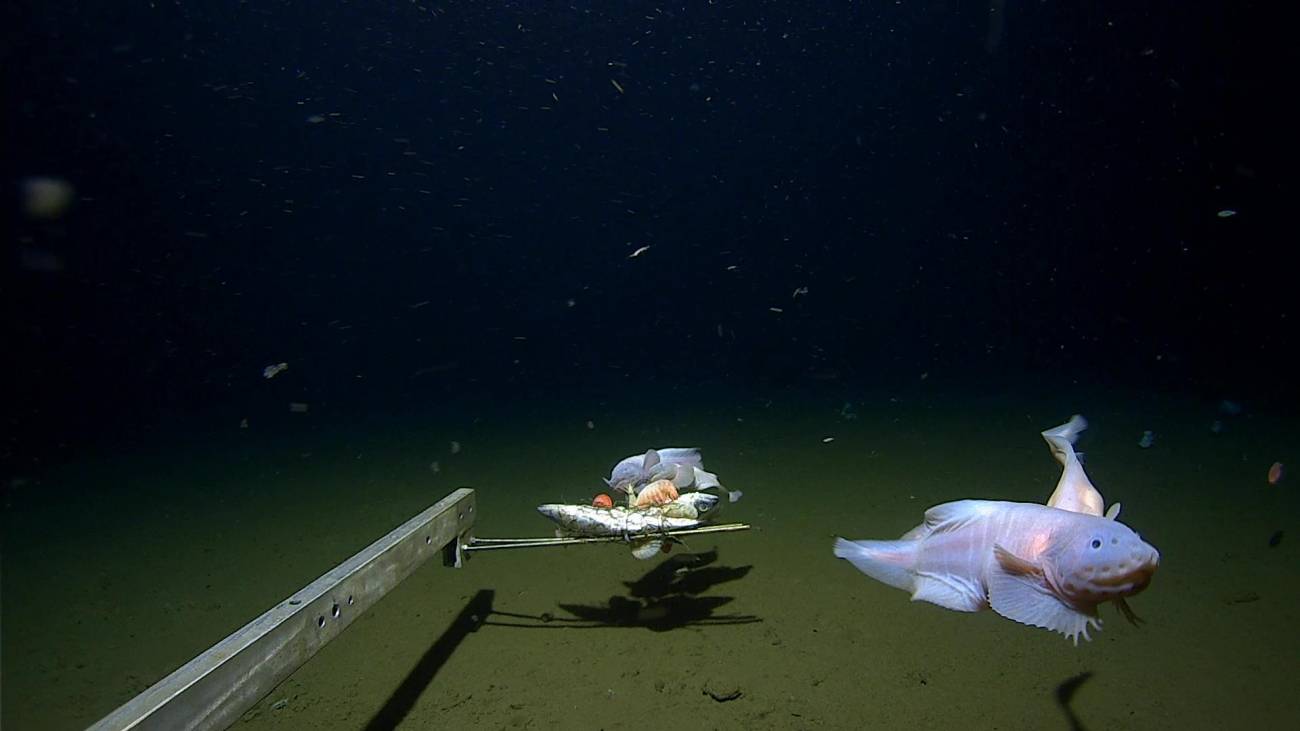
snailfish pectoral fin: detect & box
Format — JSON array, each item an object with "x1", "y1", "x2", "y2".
[
  {"x1": 993, "y1": 543, "x2": 1043, "y2": 576},
  {"x1": 990, "y1": 544, "x2": 1101, "y2": 644},
  {"x1": 1104, "y1": 502, "x2": 1122, "y2": 520},
  {"x1": 670, "y1": 463, "x2": 695, "y2": 489},
  {"x1": 691, "y1": 466, "x2": 722, "y2": 490}
]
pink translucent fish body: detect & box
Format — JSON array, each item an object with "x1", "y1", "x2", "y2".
[{"x1": 835, "y1": 500, "x2": 1159, "y2": 643}]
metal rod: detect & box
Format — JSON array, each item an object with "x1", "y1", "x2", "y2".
[{"x1": 462, "y1": 522, "x2": 751, "y2": 552}]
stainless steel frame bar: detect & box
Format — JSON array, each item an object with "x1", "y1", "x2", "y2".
[{"x1": 87, "y1": 488, "x2": 477, "y2": 731}]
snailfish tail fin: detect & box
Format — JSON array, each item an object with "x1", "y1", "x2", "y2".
[
  {"x1": 1042, "y1": 414, "x2": 1106, "y2": 517},
  {"x1": 833, "y1": 537, "x2": 916, "y2": 592},
  {"x1": 1041, "y1": 414, "x2": 1088, "y2": 467}
]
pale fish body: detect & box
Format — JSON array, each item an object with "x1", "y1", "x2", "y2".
[
  {"x1": 606, "y1": 447, "x2": 702, "y2": 490},
  {"x1": 834, "y1": 500, "x2": 1159, "y2": 643},
  {"x1": 605, "y1": 447, "x2": 742, "y2": 504}
]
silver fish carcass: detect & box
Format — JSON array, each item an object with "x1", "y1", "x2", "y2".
[
  {"x1": 536, "y1": 447, "x2": 741, "y2": 559},
  {"x1": 539, "y1": 490, "x2": 724, "y2": 559}
]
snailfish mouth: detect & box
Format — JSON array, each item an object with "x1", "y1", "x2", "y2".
[
  {"x1": 1082, "y1": 552, "x2": 1158, "y2": 597},
  {"x1": 1123, "y1": 558, "x2": 1159, "y2": 594},
  {"x1": 1127, "y1": 569, "x2": 1154, "y2": 594}
]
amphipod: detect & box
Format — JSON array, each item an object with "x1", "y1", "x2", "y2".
[{"x1": 635, "y1": 479, "x2": 680, "y2": 508}]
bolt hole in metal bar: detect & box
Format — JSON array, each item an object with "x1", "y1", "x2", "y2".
[{"x1": 87, "y1": 488, "x2": 477, "y2": 731}]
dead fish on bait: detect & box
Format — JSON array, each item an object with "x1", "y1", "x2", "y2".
[{"x1": 538, "y1": 492, "x2": 723, "y2": 559}]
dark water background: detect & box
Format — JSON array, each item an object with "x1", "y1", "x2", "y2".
[{"x1": 4, "y1": 2, "x2": 1297, "y2": 729}]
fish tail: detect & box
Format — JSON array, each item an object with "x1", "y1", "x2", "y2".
[
  {"x1": 833, "y1": 537, "x2": 916, "y2": 592},
  {"x1": 1041, "y1": 414, "x2": 1088, "y2": 467}
]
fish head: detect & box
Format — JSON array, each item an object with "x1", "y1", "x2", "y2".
[
  {"x1": 663, "y1": 491, "x2": 721, "y2": 520},
  {"x1": 1049, "y1": 517, "x2": 1160, "y2": 605}
]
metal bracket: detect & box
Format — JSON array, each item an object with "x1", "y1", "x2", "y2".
[{"x1": 87, "y1": 487, "x2": 477, "y2": 731}]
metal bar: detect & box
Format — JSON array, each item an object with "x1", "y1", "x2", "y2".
[
  {"x1": 462, "y1": 522, "x2": 751, "y2": 552},
  {"x1": 87, "y1": 488, "x2": 477, "y2": 731}
]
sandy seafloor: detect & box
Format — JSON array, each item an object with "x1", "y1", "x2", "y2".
[{"x1": 3, "y1": 384, "x2": 1298, "y2": 730}]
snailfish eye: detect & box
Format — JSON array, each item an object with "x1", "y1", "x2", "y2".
[{"x1": 1090, "y1": 538, "x2": 1102, "y2": 549}]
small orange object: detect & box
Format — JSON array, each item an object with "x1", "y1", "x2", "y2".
[
  {"x1": 1268, "y1": 462, "x2": 1284, "y2": 485},
  {"x1": 592, "y1": 493, "x2": 614, "y2": 508}
]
